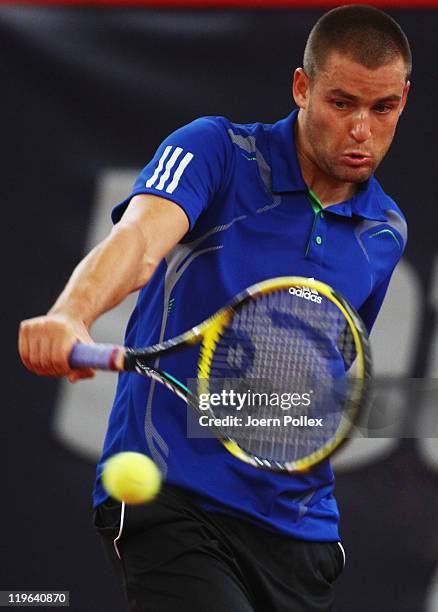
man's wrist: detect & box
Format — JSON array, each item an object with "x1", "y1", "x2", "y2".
[{"x1": 48, "y1": 299, "x2": 93, "y2": 330}]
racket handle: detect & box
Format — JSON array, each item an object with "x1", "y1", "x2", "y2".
[{"x1": 69, "y1": 342, "x2": 124, "y2": 371}]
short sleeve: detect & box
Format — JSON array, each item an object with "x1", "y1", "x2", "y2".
[
  {"x1": 112, "y1": 117, "x2": 232, "y2": 230},
  {"x1": 358, "y1": 272, "x2": 393, "y2": 335},
  {"x1": 357, "y1": 204, "x2": 407, "y2": 335}
]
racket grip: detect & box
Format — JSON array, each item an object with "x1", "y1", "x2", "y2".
[{"x1": 69, "y1": 343, "x2": 123, "y2": 371}]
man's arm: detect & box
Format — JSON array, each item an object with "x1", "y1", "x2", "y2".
[{"x1": 18, "y1": 194, "x2": 189, "y2": 382}]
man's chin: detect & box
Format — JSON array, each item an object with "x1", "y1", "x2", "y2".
[{"x1": 332, "y1": 166, "x2": 374, "y2": 184}]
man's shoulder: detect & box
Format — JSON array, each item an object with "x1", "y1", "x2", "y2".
[
  {"x1": 181, "y1": 115, "x2": 270, "y2": 148},
  {"x1": 371, "y1": 177, "x2": 407, "y2": 222},
  {"x1": 370, "y1": 177, "x2": 408, "y2": 251}
]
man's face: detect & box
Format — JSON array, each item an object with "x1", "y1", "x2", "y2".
[{"x1": 293, "y1": 51, "x2": 410, "y2": 184}]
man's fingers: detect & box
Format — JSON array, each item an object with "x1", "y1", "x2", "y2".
[
  {"x1": 39, "y1": 329, "x2": 59, "y2": 376},
  {"x1": 27, "y1": 331, "x2": 44, "y2": 375},
  {"x1": 68, "y1": 369, "x2": 96, "y2": 383},
  {"x1": 51, "y1": 337, "x2": 76, "y2": 376},
  {"x1": 18, "y1": 315, "x2": 95, "y2": 380},
  {"x1": 18, "y1": 321, "x2": 31, "y2": 371}
]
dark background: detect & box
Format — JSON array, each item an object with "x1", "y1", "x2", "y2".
[{"x1": 4, "y1": 5, "x2": 438, "y2": 611}]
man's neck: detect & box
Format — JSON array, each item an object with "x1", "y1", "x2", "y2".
[{"x1": 294, "y1": 120, "x2": 357, "y2": 207}]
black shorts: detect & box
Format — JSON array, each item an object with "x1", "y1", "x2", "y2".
[{"x1": 94, "y1": 485, "x2": 344, "y2": 612}]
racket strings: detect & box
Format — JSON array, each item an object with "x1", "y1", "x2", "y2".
[{"x1": 207, "y1": 288, "x2": 358, "y2": 464}]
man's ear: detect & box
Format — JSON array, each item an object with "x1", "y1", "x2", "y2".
[
  {"x1": 399, "y1": 80, "x2": 410, "y2": 116},
  {"x1": 293, "y1": 68, "x2": 310, "y2": 109}
]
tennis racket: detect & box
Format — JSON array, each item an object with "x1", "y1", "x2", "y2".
[{"x1": 69, "y1": 277, "x2": 372, "y2": 472}]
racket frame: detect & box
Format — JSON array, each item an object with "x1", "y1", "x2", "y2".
[{"x1": 122, "y1": 276, "x2": 372, "y2": 472}]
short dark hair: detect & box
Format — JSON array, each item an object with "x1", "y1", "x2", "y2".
[{"x1": 303, "y1": 4, "x2": 412, "y2": 82}]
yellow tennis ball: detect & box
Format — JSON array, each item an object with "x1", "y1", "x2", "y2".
[{"x1": 102, "y1": 452, "x2": 162, "y2": 505}]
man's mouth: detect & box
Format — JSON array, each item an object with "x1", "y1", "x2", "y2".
[{"x1": 341, "y1": 152, "x2": 372, "y2": 167}]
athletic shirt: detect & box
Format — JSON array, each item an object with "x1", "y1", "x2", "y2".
[{"x1": 93, "y1": 110, "x2": 407, "y2": 541}]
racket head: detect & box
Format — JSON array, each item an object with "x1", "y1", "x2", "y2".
[{"x1": 195, "y1": 276, "x2": 372, "y2": 472}]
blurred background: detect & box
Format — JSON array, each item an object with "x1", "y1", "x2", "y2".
[{"x1": 4, "y1": 1, "x2": 438, "y2": 610}]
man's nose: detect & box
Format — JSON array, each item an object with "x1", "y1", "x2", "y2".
[{"x1": 350, "y1": 112, "x2": 371, "y2": 143}]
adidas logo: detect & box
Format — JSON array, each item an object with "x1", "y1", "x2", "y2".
[
  {"x1": 146, "y1": 145, "x2": 194, "y2": 195},
  {"x1": 288, "y1": 279, "x2": 322, "y2": 304}
]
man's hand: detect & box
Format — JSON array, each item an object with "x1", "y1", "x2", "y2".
[{"x1": 18, "y1": 313, "x2": 95, "y2": 383}]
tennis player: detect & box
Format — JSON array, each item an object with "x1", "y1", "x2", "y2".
[{"x1": 19, "y1": 6, "x2": 411, "y2": 611}]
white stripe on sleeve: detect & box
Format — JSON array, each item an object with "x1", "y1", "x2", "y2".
[
  {"x1": 146, "y1": 145, "x2": 172, "y2": 188},
  {"x1": 165, "y1": 152, "x2": 194, "y2": 194},
  {"x1": 156, "y1": 147, "x2": 183, "y2": 191}
]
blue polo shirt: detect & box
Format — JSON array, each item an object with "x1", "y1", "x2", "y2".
[{"x1": 93, "y1": 110, "x2": 407, "y2": 541}]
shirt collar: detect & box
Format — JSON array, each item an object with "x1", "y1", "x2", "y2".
[
  {"x1": 269, "y1": 110, "x2": 307, "y2": 193},
  {"x1": 268, "y1": 110, "x2": 388, "y2": 222}
]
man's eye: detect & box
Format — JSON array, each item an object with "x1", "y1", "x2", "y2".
[
  {"x1": 374, "y1": 104, "x2": 392, "y2": 114},
  {"x1": 333, "y1": 100, "x2": 348, "y2": 109}
]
